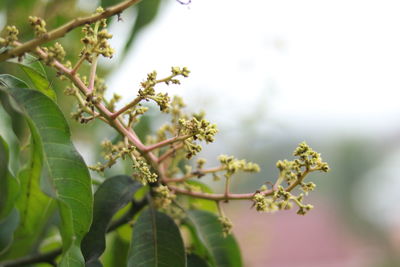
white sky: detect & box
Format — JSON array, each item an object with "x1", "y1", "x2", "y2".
[{"x1": 107, "y1": 0, "x2": 400, "y2": 137}]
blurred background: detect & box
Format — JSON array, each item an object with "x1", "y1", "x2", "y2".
[{"x1": 2, "y1": 0, "x2": 400, "y2": 266}]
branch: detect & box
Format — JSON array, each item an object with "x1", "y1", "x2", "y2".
[
  {"x1": 31, "y1": 46, "x2": 162, "y2": 178},
  {"x1": 165, "y1": 166, "x2": 224, "y2": 183},
  {"x1": 0, "y1": 0, "x2": 142, "y2": 62},
  {"x1": 168, "y1": 168, "x2": 313, "y2": 201},
  {"x1": 0, "y1": 248, "x2": 62, "y2": 267},
  {"x1": 169, "y1": 185, "x2": 262, "y2": 200}
]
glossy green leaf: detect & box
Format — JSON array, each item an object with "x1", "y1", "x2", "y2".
[
  {"x1": 87, "y1": 259, "x2": 103, "y2": 267},
  {"x1": 102, "y1": 233, "x2": 130, "y2": 267},
  {"x1": 0, "y1": 138, "x2": 55, "y2": 259},
  {"x1": 0, "y1": 74, "x2": 28, "y2": 94},
  {"x1": 127, "y1": 208, "x2": 186, "y2": 267},
  {"x1": 82, "y1": 175, "x2": 141, "y2": 264},
  {"x1": 0, "y1": 138, "x2": 14, "y2": 219},
  {"x1": 8, "y1": 54, "x2": 56, "y2": 101},
  {"x1": 0, "y1": 208, "x2": 19, "y2": 255},
  {"x1": 186, "y1": 210, "x2": 242, "y2": 267},
  {"x1": 187, "y1": 254, "x2": 211, "y2": 267},
  {"x1": 0, "y1": 128, "x2": 19, "y2": 221},
  {"x1": 182, "y1": 223, "x2": 210, "y2": 263},
  {"x1": 0, "y1": 76, "x2": 22, "y2": 257},
  {"x1": 1, "y1": 85, "x2": 93, "y2": 265}
]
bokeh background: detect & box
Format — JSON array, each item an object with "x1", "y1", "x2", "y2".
[{"x1": 2, "y1": 0, "x2": 400, "y2": 266}]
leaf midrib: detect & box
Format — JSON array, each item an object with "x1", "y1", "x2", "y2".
[{"x1": 150, "y1": 207, "x2": 158, "y2": 267}]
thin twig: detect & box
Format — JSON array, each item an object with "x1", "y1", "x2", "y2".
[
  {"x1": 0, "y1": 248, "x2": 62, "y2": 267},
  {"x1": 157, "y1": 143, "x2": 184, "y2": 163},
  {"x1": 88, "y1": 56, "x2": 98, "y2": 92},
  {"x1": 165, "y1": 166, "x2": 224, "y2": 183},
  {"x1": 145, "y1": 134, "x2": 191, "y2": 152},
  {"x1": 110, "y1": 96, "x2": 142, "y2": 119},
  {"x1": 224, "y1": 176, "x2": 231, "y2": 201},
  {"x1": 70, "y1": 56, "x2": 85, "y2": 75}
]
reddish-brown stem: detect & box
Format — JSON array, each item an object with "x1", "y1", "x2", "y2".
[
  {"x1": 70, "y1": 56, "x2": 85, "y2": 75},
  {"x1": 168, "y1": 185, "x2": 268, "y2": 200},
  {"x1": 145, "y1": 134, "x2": 191, "y2": 152},
  {"x1": 165, "y1": 166, "x2": 224, "y2": 183},
  {"x1": 88, "y1": 57, "x2": 98, "y2": 92},
  {"x1": 20, "y1": 27, "x2": 316, "y2": 207},
  {"x1": 32, "y1": 47, "x2": 163, "y2": 178},
  {"x1": 224, "y1": 176, "x2": 231, "y2": 200},
  {"x1": 110, "y1": 96, "x2": 142, "y2": 119},
  {"x1": 157, "y1": 143, "x2": 184, "y2": 164},
  {"x1": 167, "y1": 168, "x2": 313, "y2": 201}
]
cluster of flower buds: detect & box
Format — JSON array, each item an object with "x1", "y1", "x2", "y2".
[
  {"x1": 253, "y1": 193, "x2": 279, "y2": 212},
  {"x1": 133, "y1": 158, "x2": 158, "y2": 185},
  {"x1": 276, "y1": 142, "x2": 329, "y2": 186},
  {"x1": 138, "y1": 67, "x2": 190, "y2": 113},
  {"x1": 171, "y1": 66, "x2": 190, "y2": 78},
  {"x1": 28, "y1": 16, "x2": 47, "y2": 37},
  {"x1": 80, "y1": 8, "x2": 114, "y2": 61},
  {"x1": 169, "y1": 96, "x2": 186, "y2": 123},
  {"x1": 42, "y1": 42, "x2": 65, "y2": 65},
  {"x1": 218, "y1": 216, "x2": 233, "y2": 237},
  {"x1": 218, "y1": 155, "x2": 261, "y2": 178},
  {"x1": 0, "y1": 25, "x2": 19, "y2": 47},
  {"x1": 89, "y1": 140, "x2": 136, "y2": 172},
  {"x1": 253, "y1": 142, "x2": 329, "y2": 215},
  {"x1": 153, "y1": 185, "x2": 176, "y2": 208},
  {"x1": 176, "y1": 117, "x2": 218, "y2": 159},
  {"x1": 293, "y1": 142, "x2": 330, "y2": 172},
  {"x1": 179, "y1": 118, "x2": 218, "y2": 143}
]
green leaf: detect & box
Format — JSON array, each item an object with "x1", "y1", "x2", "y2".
[
  {"x1": 127, "y1": 208, "x2": 186, "y2": 267},
  {"x1": 82, "y1": 175, "x2": 141, "y2": 264},
  {"x1": 0, "y1": 137, "x2": 55, "y2": 259},
  {"x1": 8, "y1": 54, "x2": 57, "y2": 101},
  {"x1": 0, "y1": 124, "x2": 20, "y2": 221},
  {"x1": 0, "y1": 85, "x2": 93, "y2": 265},
  {"x1": 102, "y1": 233, "x2": 130, "y2": 267},
  {"x1": 187, "y1": 254, "x2": 211, "y2": 267},
  {"x1": 186, "y1": 210, "x2": 242, "y2": 267},
  {"x1": 0, "y1": 74, "x2": 28, "y2": 93},
  {"x1": 87, "y1": 259, "x2": 103, "y2": 267},
  {"x1": 0, "y1": 208, "x2": 19, "y2": 255},
  {"x1": 184, "y1": 181, "x2": 218, "y2": 213}
]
